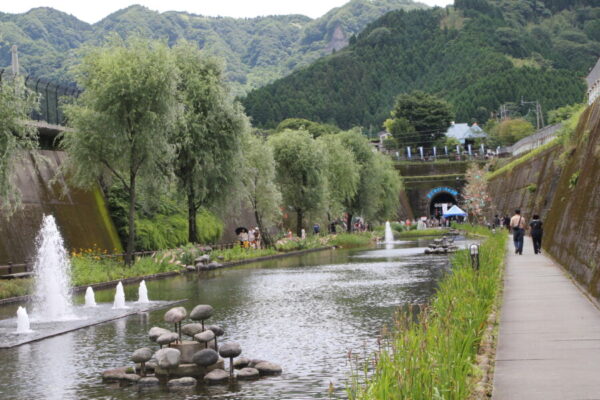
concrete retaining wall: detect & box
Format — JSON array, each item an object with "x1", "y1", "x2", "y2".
[
  {"x1": 0, "y1": 150, "x2": 122, "y2": 264},
  {"x1": 488, "y1": 100, "x2": 600, "y2": 298}
]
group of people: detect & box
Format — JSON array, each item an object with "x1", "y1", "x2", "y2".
[
  {"x1": 237, "y1": 227, "x2": 261, "y2": 249},
  {"x1": 498, "y1": 209, "x2": 543, "y2": 255}
]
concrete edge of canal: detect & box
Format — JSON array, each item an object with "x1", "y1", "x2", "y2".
[{"x1": 0, "y1": 246, "x2": 335, "y2": 306}]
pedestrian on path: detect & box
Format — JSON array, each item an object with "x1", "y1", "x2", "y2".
[
  {"x1": 529, "y1": 214, "x2": 543, "y2": 254},
  {"x1": 510, "y1": 209, "x2": 526, "y2": 255}
]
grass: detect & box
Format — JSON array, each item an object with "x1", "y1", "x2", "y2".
[
  {"x1": 348, "y1": 225, "x2": 507, "y2": 399},
  {"x1": 329, "y1": 233, "x2": 373, "y2": 248},
  {"x1": 396, "y1": 228, "x2": 449, "y2": 238},
  {"x1": 211, "y1": 246, "x2": 278, "y2": 262},
  {"x1": 70, "y1": 255, "x2": 181, "y2": 287}
]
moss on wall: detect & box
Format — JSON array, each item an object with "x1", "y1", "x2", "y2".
[
  {"x1": 488, "y1": 100, "x2": 600, "y2": 299},
  {"x1": 0, "y1": 151, "x2": 123, "y2": 264}
]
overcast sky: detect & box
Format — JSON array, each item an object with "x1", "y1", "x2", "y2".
[{"x1": 1, "y1": 0, "x2": 454, "y2": 23}]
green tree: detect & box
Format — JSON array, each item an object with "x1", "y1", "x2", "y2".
[
  {"x1": 372, "y1": 152, "x2": 402, "y2": 222},
  {"x1": 0, "y1": 76, "x2": 39, "y2": 215},
  {"x1": 240, "y1": 134, "x2": 282, "y2": 247},
  {"x1": 387, "y1": 91, "x2": 454, "y2": 147},
  {"x1": 489, "y1": 118, "x2": 535, "y2": 146},
  {"x1": 317, "y1": 134, "x2": 360, "y2": 222},
  {"x1": 172, "y1": 42, "x2": 248, "y2": 243},
  {"x1": 268, "y1": 130, "x2": 326, "y2": 236},
  {"x1": 383, "y1": 117, "x2": 415, "y2": 148},
  {"x1": 336, "y1": 129, "x2": 380, "y2": 231},
  {"x1": 62, "y1": 37, "x2": 179, "y2": 264},
  {"x1": 276, "y1": 118, "x2": 340, "y2": 138},
  {"x1": 548, "y1": 103, "x2": 585, "y2": 124}
]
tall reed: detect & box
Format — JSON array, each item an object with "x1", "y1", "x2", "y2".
[{"x1": 348, "y1": 227, "x2": 507, "y2": 399}]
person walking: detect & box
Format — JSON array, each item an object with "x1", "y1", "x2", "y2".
[
  {"x1": 510, "y1": 209, "x2": 526, "y2": 255},
  {"x1": 529, "y1": 214, "x2": 543, "y2": 254}
]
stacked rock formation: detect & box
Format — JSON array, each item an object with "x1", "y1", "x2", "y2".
[{"x1": 101, "y1": 303, "x2": 282, "y2": 392}]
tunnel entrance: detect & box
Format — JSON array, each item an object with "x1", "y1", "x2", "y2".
[{"x1": 429, "y1": 192, "x2": 457, "y2": 218}]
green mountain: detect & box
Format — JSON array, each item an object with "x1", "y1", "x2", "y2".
[
  {"x1": 0, "y1": 0, "x2": 427, "y2": 95},
  {"x1": 242, "y1": 0, "x2": 600, "y2": 129}
]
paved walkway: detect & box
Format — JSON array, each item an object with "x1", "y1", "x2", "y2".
[{"x1": 493, "y1": 236, "x2": 600, "y2": 400}]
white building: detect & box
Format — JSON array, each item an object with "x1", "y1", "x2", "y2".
[
  {"x1": 445, "y1": 122, "x2": 487, "y2": 144},
  {"x1": 587, "y1": 57, "x2": 600, "y2": 105}
]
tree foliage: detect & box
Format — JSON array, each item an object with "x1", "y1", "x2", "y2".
[
  {"x1": 488, "y1": 118, "x2": 535, "y2": 146},
  {"x1": 385, "y1": 91, "x2": 453, "y2": 147},
  {"x1": 240, "y1": 134, "x2": 282, "y2": 246},
  {"x1": 0, "y1": 1, "x2": 426, "y2": 95},
  {"x1": 268, "y1": 130, "x2": 326, "y2": 236},
  {"x1": 62, "y1": 37, "x2": 179, "y2": 263},
  {"x1": 0, "y1": 76, "x2": 39, "y2": 215},
  {"x1": 317, "y1": 134, "x2": 360, "y2": 220},
  {"x1": 276, "y1": 118, "x2": 340, "y2": 138},
  {"x1": 243, "y1": 2, "x2": 595, "y2": 128},
  {"x1": 172, "y1": 41, "x2": 247, "y2": 243}
]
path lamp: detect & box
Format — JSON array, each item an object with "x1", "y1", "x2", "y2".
[{"x1": 470, "y1": 244, "x2": 480, "y2": 271}]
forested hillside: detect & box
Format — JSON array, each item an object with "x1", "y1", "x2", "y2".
[
  {"x1": 0, "y1": 0, "x2": 426, "y2": 95},
  {"x1": 242, "y1": 0, "x2": 599, "y2": 129}
]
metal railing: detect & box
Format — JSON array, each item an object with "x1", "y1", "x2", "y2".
[{"x1": 0, "y1": 68, "x2": 81, "y2": 126}]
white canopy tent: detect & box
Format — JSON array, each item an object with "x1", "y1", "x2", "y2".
[{"x1": 443, "y1": 205, "x2": 468, "y2": 218}]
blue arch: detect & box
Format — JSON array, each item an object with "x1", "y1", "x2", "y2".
[{"x1": 426, "y1": 187, "x2": 459, "y2": 200}]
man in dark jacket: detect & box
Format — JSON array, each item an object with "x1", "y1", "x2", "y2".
[{"x1": 529, "y1": 214, "x2": 543, "y2": 254}]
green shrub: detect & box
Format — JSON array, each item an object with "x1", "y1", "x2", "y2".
[
  {"x1": 397, "y1": 228, "x2": 448, "y2": 237},
  {"x1": 211, "y1": 245, "x2": 277, "y2": 262},
  {"x1": 526, "y1": 183, "x2": 537, "y2": 193},
  {"x1": 0, "y1": 279, "x2": 33, "y2": 300},
  {"x1": 106, "y1": 184, "x2": 223, "y2": 251},
  {"x1": 329, "y1": 233, "x2": 373, "y2": 248}
]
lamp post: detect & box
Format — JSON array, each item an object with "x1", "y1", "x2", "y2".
[{"x1": 470, "y1": 244, "x2": 480, "y2": 271}]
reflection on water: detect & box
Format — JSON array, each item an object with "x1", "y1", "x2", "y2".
[{"x1": 0, "y1": 238, "x2": 460, "y2": 399}]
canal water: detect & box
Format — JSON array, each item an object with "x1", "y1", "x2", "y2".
[{"x1": 0, "y1": 238, "x2": 462, "y2": 399}]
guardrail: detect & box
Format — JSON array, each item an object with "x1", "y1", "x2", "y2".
[{"x1": 0, "y1": 68, "x2": 80, "y2": 126}]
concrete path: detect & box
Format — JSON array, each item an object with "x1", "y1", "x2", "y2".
[{"x1": 493, "y1": 236, "x2": 600, "y2": 400}]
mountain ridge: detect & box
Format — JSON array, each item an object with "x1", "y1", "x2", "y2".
[
  {"x1": 241, "y1": 0, "x2": 599, "y2": 129},
  {"x1": 0, "y1": 0, "x2": 428, "y2": 95}
]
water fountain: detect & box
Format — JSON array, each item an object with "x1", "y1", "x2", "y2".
[
  {"x1": 32, "y1": 215, "x2": 74, "y2": 321},
  {"x1": 15, "y1": 307, "x2": 32, "y2": 334},
  {"x1": 85, "y1": 287, "x2": 97, "y2": 307},
  {"x1": 137, "y1": 280, "x2": 150, "y2": 303},
  {"x1": 113, "y1": 282, "x2": 127, "y2": 309},
  {"x1": 384, "y1": 221, "x2": 395, "y2": 244}
]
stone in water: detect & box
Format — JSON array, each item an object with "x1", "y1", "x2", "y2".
[
  {"x1": 190, "y1": 304, "x2": 213, "y2": 321},
  {"x1": 164, "y1": 307, "x2": 187, "y2": 323}
]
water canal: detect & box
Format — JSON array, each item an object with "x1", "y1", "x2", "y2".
[{"x1": 0, "y1": 237, "x2": 465, "y2": 399}]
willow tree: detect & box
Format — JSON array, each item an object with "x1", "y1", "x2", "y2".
[
  {"x1": 372, "y1": 152, "x2": 402, "y2": 222},
  {"x1": 62, "y1": 38, "x2": 179, "y2": 264},
  {"x1": 0, "y1": 76, "x2": 39, "y2": 216},
  {"x1": 172, "y1": 42, "x2": 248, "y2": 243},
  {"x1": 240, "y1": 134, "x2": 282, "y2": 246},
  {"x1": 269, "y1": 130, "x2": 326, "y2": 236},
  {"x1": 316, "y1": 134, "x2": 359, "y2": 222},
  {"x1": 337, "y1": 129, "x2": 380, "y2": 231}
]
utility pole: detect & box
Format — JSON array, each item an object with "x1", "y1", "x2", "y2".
[
  {"x1": 521, "y1": 97, "x2": 545, "y2": 130},
  {"x1": 11, "y1": 45, "x2": 19, "y2": 76}
]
